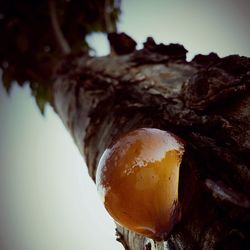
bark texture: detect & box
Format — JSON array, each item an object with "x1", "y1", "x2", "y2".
[{"x1": 53, "y1": 41, "x2": 250, "y2": 250}]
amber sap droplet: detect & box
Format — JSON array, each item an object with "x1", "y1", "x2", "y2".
[{"x1": 96, "y1": 128, "x2": 185, "y2": 241}]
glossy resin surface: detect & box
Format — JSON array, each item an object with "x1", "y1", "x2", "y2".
[{"x1": 96, "y1": 128, "x2": 185, "y2": 240}]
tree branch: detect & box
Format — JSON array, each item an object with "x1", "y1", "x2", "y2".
[
  {"x1": 49, "y1": 0, "x2": 71, "y2": 55},
  {"x1": 53, "y1": 41, "x2": 250, "y2": 249}
]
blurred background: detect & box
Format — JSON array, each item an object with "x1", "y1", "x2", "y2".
[{"x1": 0, "y1": 0, "x2": 249, "y2": 249}]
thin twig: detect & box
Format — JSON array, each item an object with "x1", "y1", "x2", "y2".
[
  {"x1": 104, "y1": 0, "x2": 117, "y2": 33},
  {"x1": 49, "y1": 0, "x2": 71, "y2": 55}
]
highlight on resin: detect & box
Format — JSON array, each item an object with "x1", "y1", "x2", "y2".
[{"x1": 96, "y1": 128, "x2": 185, "y2": 241}]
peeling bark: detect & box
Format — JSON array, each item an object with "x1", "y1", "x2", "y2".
[{"x1": 53, "y1": 42, "x2": 250, "y2": 249}]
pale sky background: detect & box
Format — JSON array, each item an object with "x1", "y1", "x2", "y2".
[{"x1": 0, "y1": 1, "x2": 249, "y2": 250}]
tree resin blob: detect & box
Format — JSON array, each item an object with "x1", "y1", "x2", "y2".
[{"x1": 96, "y1": 128, "x2": 185, "y2": 241}]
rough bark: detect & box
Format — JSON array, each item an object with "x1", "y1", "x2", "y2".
[{"x1": 53, "y1": 42, "x2": 250, "y2": 250}]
